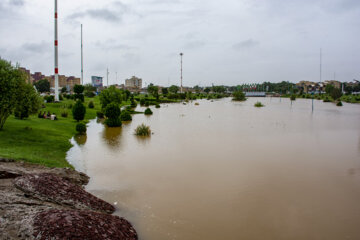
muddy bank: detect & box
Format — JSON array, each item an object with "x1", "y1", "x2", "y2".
[{"x1": 0, "y1": 159, "x2": 137, "y2": 240}]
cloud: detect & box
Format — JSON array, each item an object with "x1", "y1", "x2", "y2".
[
  {"x1": 9, "y1": 0, "x2": 25, "y2": 6},
  {"x1": 94, "y1": 39, "x2": 135, "y2": 51},
  {"x1": 67, "y1": 1, "x2": 129, "y2": 23},
  {"x1": 21, "y1": 41, "x2": 50, "y2": 54},
  {"x1": 184, "y1": 41, "x2": 206, "y2": 49},
  {"x1": 232, "y1": 39, "x2": 259, "y2": 50}
]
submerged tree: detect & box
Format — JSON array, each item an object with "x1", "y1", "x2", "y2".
[{"x1": 232, "y1": 90, "x2": 246, "y2": 101}]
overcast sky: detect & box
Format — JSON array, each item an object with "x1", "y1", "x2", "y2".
[{"x1": 0, "y1": 0, "x2": 359, "y2": 86}]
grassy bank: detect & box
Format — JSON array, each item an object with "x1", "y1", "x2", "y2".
[{"x1": 0, "y1": 96, "x2": 127, "y2": 168}]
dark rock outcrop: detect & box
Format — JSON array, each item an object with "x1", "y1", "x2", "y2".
[{"x1": 0, "y1": 159, "x2": 137, "y2": 240}]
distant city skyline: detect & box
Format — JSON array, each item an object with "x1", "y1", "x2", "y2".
[{"x1": 0, "y1": 0, "x2": 359, "y2": 86}]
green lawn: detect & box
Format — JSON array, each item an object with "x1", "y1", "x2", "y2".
[{"x1": 0, "y1": 96, "x2": 125, "y2": 168}]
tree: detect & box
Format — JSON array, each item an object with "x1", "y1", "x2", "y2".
[
  {"x1": 83, "y1": 83, "x2": 96, "y2": 92},
  {"x1": 212, "y1": 86, "x2": 226, "y2": 93},
  {"x1": 73, "y1": 84, "x2": 85, "y2": 94},
  {"x1": 104, "y1": 102, "x2": 122, "y2": 127},
  {"x1": 99, "y1": 86, "x2": 123, "y2": 109},
  {"x1": 34, "y1": 79, "x2": 50, "y2": 93},
  {"x1": 169, "y1": 85, "x2": 179, "y2": 94},
  {"x1": 61, "y1": 86, "x2": 67, "y2": 93},
  {"x1": 162, "y1": 87, "x2": 168, "y2": 95},
  {"x1": 330, "y1": 87, "x2": 342, "y2": 100},
  {"x1": 72, "y1": 100, "x2": 86, "y2": 122},
  {"x1": 193, "y1": 85, "x2": 201, "y2": 93},
  {"x1": 147, "y1": 83, "x2": 159, "y2": 96},
  {"x1": 14, "y1": 84, "x2": 41, "y2": 119},
  {"x1": 325, "y1": 84, "x2": 335, "y2": 95},
  {"x1": 204, "y1": 87, "x2": 211, "y2": 93},
  {"x1": 0, "y1": 59, "x2": 41, "y2": 129},
  {"x1": 232, "y1": 90, "x2": 246, "y2": 101}
]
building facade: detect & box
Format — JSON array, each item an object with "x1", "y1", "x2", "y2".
[{"x1": 125, "y1": 76, "x2": 142, "y2": 89}]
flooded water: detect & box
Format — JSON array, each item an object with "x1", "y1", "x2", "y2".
[{"x1": 67, "y1": 97, "x2": 360, "y2": 240}]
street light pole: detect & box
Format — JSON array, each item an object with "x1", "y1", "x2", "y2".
[
  {"x1": 180, "y1": 53, "x2": 183, "y2": 93},
  {"x1": 54, "y1": 0, "x2": 59, "y2": 101}
]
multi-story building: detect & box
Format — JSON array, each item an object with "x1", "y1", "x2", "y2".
[
  {"x1": 19, "y1": 67, "x2": 80, "y2": 90},
  {"x1": 125, "y1": 76, "x2": 142, "y2": 89}
]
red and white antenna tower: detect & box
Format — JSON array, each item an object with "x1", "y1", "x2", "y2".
[{"x1": 54, "y1": 0, "x2": 59, "y2": 101}]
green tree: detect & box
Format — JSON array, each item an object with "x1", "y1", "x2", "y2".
[
  {"x1": 325, "y1": 84, "x2": 335, "y2": 95},
  {"x1": 169, "y1": 85, "x2": 179, "y2": 94},
  {"x1": 147, "y1": 83, "x2": 159, "y2": 96},
  {"x1": 162, "y1": 87, "x2": 168, "y2": 95},
  {"x1": 193, "y1": 85, "x2": 201, "y2": 93},
  {"x1": 34, "y1": 79, "x2": 50, "y2": 93},
  {"x1": 72, "y1": 100, "x2": 86, "y2": 122},
  {"x1": 232, "y1": 90, "x2": 246, "y2": 101},
  {"x1": 104, "y1": 102, "x2": 122, "y2": 127},
  {"x1": 14, "y1": 84, "x2": 41, "y2": 119},
  {"x1": 83, "y1": 83, "x2": 96, "y2": 92},
  {"x1": 73, "y1": 84, "x2": 85, "y2": 94},
  {"x1": 0, "y1": 59, "x2": 41, "y2": 129},
  {"x1": 99, "y1": 86, "x2": 123, "y2": 109},
  {"x1": 204, "y1": 87, "x2": 211, "y2": 93},
  {"x1": 330, "y1": 87, "x2": 342, "y2": 100},
  {"x1": 61, "y1": 86, "x2": 67, "y2": 93}
]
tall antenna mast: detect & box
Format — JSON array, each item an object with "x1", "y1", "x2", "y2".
[
  {"x1": 180, "y1": 52, "x2": 183, "y2": 93},
  {"x1": 320, "y1": 48, "x2": 322, "y2": 82},
  {"x1": 81, "y1": 24, "x2": 83, "y2": 85},
  {"x1": 54, "y1": 0, "x2": 59, "y2": 101}
]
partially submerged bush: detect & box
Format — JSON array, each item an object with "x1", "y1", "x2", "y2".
[
  {"x1": 144, "y1": 108, "x2": 153, "y2": 115},
  {"x1": 120, "y1": 110, "x2": 132, "y2": 121},
  {"x1": 323, "y1": 97, "x2": 331, "y2": 102},
  {"x1": 76, "y1": 122, "x2": 87, "y2": 134},
  {"x1": 135, "y1": 124, "x2": 151, "y2": 136},
  {"x1": 104, "y1": 103, "x2": 121, "y2": 127},
  {"x1": 254, "y1": 102, "x2": 264, "y2": 107},
  {"x1": 336, "y1": 101, "x2": 343, "y2": 106},
  {"x1": 232, "y1": 90, "x2": 246, "y2": 101},
  {"x1": 155, "y1": 104, "x2": 160, "y2": 108},
  {"x1": 290, "y1": 95, "x2": 296, "y2": 101},
  {"x1": 72, "y1": 100, "x2": 86, "y2": 122},
  {"x1": 104, "y1": 118, "x2": 122, "y2": 127}
]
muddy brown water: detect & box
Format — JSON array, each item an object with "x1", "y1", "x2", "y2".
[{"x1": 67, "y1": 97, "x2": 360, "y2": 240}]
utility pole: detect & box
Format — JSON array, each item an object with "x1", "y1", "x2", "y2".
[
  {"x1": 107, "y1": 68, "x2": 109, "y2": 87},
  {"x1": 180, "y1": 53, "x2": 183, "y2": 93},
  {"x1": 116, "y1": 72, "x2": 117, "y2": 84},
  {"x1": 54, "y1": 0, "x2": 59, "y2": 101},
  {"x1": 320, "y1": 48, "x2": 322, "y2": 82},
  {"x1": 81, "y1": 24, "x2": 83, "y2": 85}
]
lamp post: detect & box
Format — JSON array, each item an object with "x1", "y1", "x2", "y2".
[
  {"x1": 54, "y1": 0, "x2": 59, "y2": 101},
  {"x1": 180, "y1": 53, "x2": 183, "y2": 93}
]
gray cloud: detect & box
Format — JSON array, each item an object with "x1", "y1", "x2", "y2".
[
  {"x1": 184, "y1": 41, "x2": 206, "y2": 49},
  {"x1": 233, "y1": 39, "x2": 259, "y2": 50},
  {"x1": 94, "y1": 39, "x2": 134, "y2": 51},
  {"x1": 9, "y1": 0, "x2": 25, "y2": 6},
  {"x1": 67, "y1": 1, "x2": 129, "y2": 23},
  {"x1": 21, "y1": 42, "x2": 50, "y2": 54}
]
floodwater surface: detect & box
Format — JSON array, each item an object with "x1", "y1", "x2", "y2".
[{"x1": 67, "y1": 97, "x2": 360, "y2": 240}]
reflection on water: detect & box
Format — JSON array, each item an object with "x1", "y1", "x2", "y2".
[
  {"x1": 68, "y1": 98, "x2": 360, "y2": 240},
  {"x1": 102, "y1": 126, "x2": 122, "y2": 148},
  {"x1": 74, "y1": 134, "x2": 87, "y2": 145}
]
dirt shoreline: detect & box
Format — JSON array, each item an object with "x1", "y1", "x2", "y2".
[{"x1": 0, "y1": 158, "x2": 137, "y2": 240}]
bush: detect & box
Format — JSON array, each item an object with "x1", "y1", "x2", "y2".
[
  {"x1": 88, "y1": 101, "x2": 95, "y2": 109},
  {"x1": 131, "y1": 100, "x2": 137, "y2": 108},
  {"x1": 104, "y1": 103, "x2": 122, "y2": 127},
  {"x1": 61, "y1": 110, "x2": 68, "y2": 117},
  {"x1": 336, "y1": 101, "x2": 343, "y2": 106},
  {"x1": 72, "y1": 100, "x2": 86, "y2": 122},
  {"x1": 323, "y1": 97, "x2": 331, "y2": 102},
  {"x1": 44, "y1": 95, "x2": 54, "y2": 103},
  {"x1": 84, "y1": 91, "x2": 95, "y2": 98},
  {"x1": 75, "y1": 93, "x2": 84, "y2": 102},
  {"x1": 76, "y1": 122, "x2": 87, "y2": 134},
  {"x1": 155, "y1": 104, "x2": 160, "y2": 108},
  {"x1": 120, "y1": 110, "x2": 132, "y2": 121},
  {"x1": 96, "y1": 111, "x2": 104, "y2": 119},
  {"x1": 254, "y1": 102, "x2": 264, "y2": 107},
  {"x1": 67, "y1": 103, "x2": 73, "y2": 109},
  {"x1": 144, "y1": 108, "x2": 153, "y2": 115},
  {"x1": 232, "y1": 90, "x2": 246, "y2": 101},
  {"x1": 290, "y1": 95, "x2": 296, "y2": 101},
  {"x1": 73, "y1": 84, "x2": 85, "y2": 94},
  {"x1": 104, "y1": 118, "x2": 122, "y2": 127},
  {"x1": 140, "y1": 98, "x2": 146, "y2": 105},
  {"x1": 134, "y1": 123, "x2": 151, "y2": 136}
]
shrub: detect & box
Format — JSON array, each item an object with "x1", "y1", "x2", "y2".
[
  {"x1": 75, "y1": 93, "x2": 84, "y2": 102},
  {"x1": 88, "y1": 101, "x2": 95, "y2": 109},
  {"x1": 84, "y1": 91, "x2": 95, "y2": 98},
  {"x1": 72, "y1": 100, "x2": 86, "y2": 122},
  {"x1": 67, "y1": 103, "x2": 73, "y2": 109},
  {"x1": 232, "y1": 90, "x2": 246, "y2": 101},
  {"x1": 44, "y1": 95, "x2": 54, "y2": 103},
  {"x1": 120, "y1": 110, "x2": 132, "y2": 121},
  {"x1": 73, "y1": 84, "x2": 85, "y2": 94},
  {"x1": 336, "y1": 101, "x2": 343, "y2": 106},
  {"x1": 104, "y1": 118, "x2": 122, "y2": 127},
  {"x1": 290, "y1": 95, "x2": 296, "y2": 101},
  {"x1": 134, "y1": 123, "x2": 151, "y2": 136},
  {"x1": 155, "y1": 104, "x2": 160, "y2": 108},
  {"x1": 131, "y1": 100, "x2": 137, "y2": 108},
  {"x1": 145, "y1": 101, "x2": 150, "y2": 107},
  {"x1": 104, "y1": 103, "x2": 122, "y2": 127},
  {"x1": 254, "y1": 102, "x2": 264, "y2": 107},
  {"x1": 61, "y1": 110, "x2": 68, "y2": 117},
  {"x1": 96, "y1": 111, "x2": 104, "y2": 119},
  {"x1": 76, "y1": 122, "x2": 87, "y2": 134},
  {"x1": 140, "y1": 98, "x2": 146, "y2": 105},
  {"x1": 323, "y1": 97, "x2": 331, "y2": 102},
  {"x1": 144, "y1": 108, "x2": 153, "y2": 115}
]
